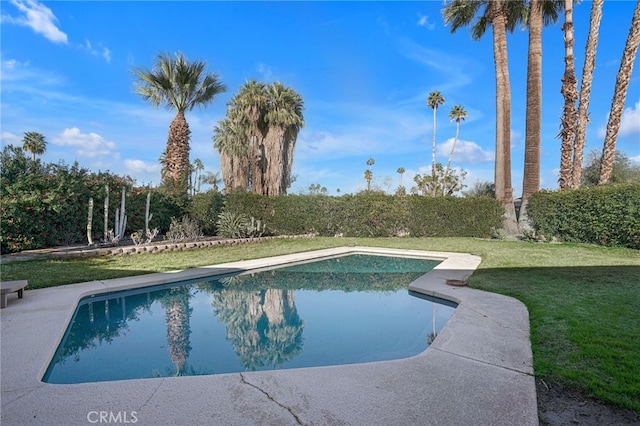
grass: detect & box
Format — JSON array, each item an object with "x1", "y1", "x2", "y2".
[{"x1": 1, "y1": 237, "x2": 639, "y2": 411}]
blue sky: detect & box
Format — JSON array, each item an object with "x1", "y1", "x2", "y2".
[{"x1": 2, "y1": 0, "x2": 639, "y2": 196}]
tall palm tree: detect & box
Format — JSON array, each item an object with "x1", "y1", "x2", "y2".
[
  {"x1": 263, "y1": 82, "x2": 305, "y2": 195},
  {"x1": 426, "y1": 91, "x2": 445, "y2": 177},
  {"x1": 558, "y1": 0, "x2": 579, "y2": 190},
  {"x1": 444, "y1": 105, "x2": 468, "y2": 195},
  {"x1": 397, "y1": 167, "x2": 405, "y2": 187},
  {"x1": 364, "y1": 169, "x2": 373, "y2": 191},
  {"x1": 213, "y1": 116, "x2": 249, "y2": 192},
  {"x1": 599, "y1": 1, "x2": 640, "y2": 185},
  {"x1": 132, "y1": 52, "x2": 225, "y2": 194},
  {"x1": 22, "y1": 132, "x2": 47, "y2": 161},
  {"x1": 192, "y1": 158, "x2": 204, "y2": 195},
  {"x1": 233, "y1": 80, "x2": 268, "y2": 193},
  {"x1": 521, "y1": 0, "x2": 562, "y2": 230},
  {"x1": 571, "y1": 0, "x2": 603, "y2": 189},
  {"x1": 443, "y1": 0, "x2": 519, "y2": 234},
  {"x1": 201, "y1": 171, "x2": 221, "y2": 192}
]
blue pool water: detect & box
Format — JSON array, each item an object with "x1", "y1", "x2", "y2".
[{"x1": 43, "y1": 254, "x2": 456, "y2": 384}]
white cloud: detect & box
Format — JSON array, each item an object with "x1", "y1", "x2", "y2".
[
  {"x1": 417, "y1": 14, "x2": 436, "y2": 30},
  {"x1": 619, "y1": 101, "x2": 640, "y2": 136},
  {"x1": 2, "y1": 0, "x2": 67, "y2": 44},
  {"x1": 630, "y1": 155, "x2": 640, "y2": 164},
  {"x1": 597, "y1": 100, "x2": 640, "y2": 138},
  {"x1": 437, "y1": 138, "x2": 494, "y2": 163},
  {"x1": 53, "y1": 128, "x2": 117, "y2": 158},
  {"x1": 124, "y1": 159, "x2": 160, "y2": 175},
  {"x1": 79, "y1": 39, "x2": 112, "y2": 63},
  {"x1": 1, "y1": 131, "x2": 22, "y2": 145}
]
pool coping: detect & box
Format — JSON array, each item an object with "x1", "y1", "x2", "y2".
[{"x1": 1, "y1": 246, "x2": 537, "y2": 425}]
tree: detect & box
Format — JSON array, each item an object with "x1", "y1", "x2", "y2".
[
  {"x1": 521, "y1": 0, "x2": 561, "y2": 230},
  {"x1": 582, "y1": 150, "x2": 640, "y2": 187},
  {"x1": 426, "y1": 91, "x2": 445, "y2": 177},
  {"x1": 201, "y1": 171, "x2": 221, "y2": 192},
  {"x1": 191, "y1": 158, "x2": 204, "y2": 195},
  {"x1": 213, "y1": 117, "x2": 249, "y2": 192},
  {"x1": 444, "y1": 104, "x2": 467, "y2": 195},
  {"x1": 364, "y1": 158, "x2": 375, "y2": 191},
  {"x1": 599, "y1": 1, "x2": 640, "y2": 185},
  {"x1": 463, "y1": 180, "x2": 496, "y2": 198},
  {"x1": 22, "y1": 132, "x2": 47, "y2": 161},
  {"x1": 132, "y1": 52, "x2": 225, "y2": 195},
  {"x1": 396, "y1": 167, "x2": 405, "y2": 187},
  {"x1": 215, "y1": 81, "x2": 304, "y2": 195},
  {"x1": 442, "y1": 0, "x2": 519, "y2": 234},
  {"x1": 411, "y1": 163, "x2": 467, "y2": 196},
  {"x1": 558, "y1": 0, "x2": 579, "y2": 190},
  {"x1": 522, "y1": 0, "x2": 561, "y2": 199},
  {"x1": 572, "y1": 0, "x2": 603, "y2": 188},
  {"x1": 263, "y1": 82, "x2": 305, "y2": 195}
]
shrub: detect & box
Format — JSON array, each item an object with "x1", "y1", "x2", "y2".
[
  {"x1": 187, "y1": 190, "x2": 224, "y2": 235},
  {"x1": 216, "y1": 211, "x2": 267, "y2": 239},
  {"x1": 527, "y1": 184, "x2": 640, "y2": 249}
]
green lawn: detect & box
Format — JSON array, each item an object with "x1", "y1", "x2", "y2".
[{"x1": 2, "y1": 237, "x2": 639, "y2": 411}]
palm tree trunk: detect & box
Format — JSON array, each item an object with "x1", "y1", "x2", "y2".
[
  {"x1": 431, "y1": 108, "x2": 437, "y2": 177},
  {"x1": 166, "y1": 111, "x2": 191, "y2": 194},
  {"x1": 283, "y1": 128, "x2": 298, "y2": 194},
  {"x1": 264, "y1": 127, "x2": 287, "y2": 196},
  {"x1": 559, "y1": 0, "x2": 578, "y2": 190},
  {"x1": 520, "y1": 0, "x2": 543, "y2": 232},
  {"x1": 522, "y1": 0, "x2": 542, "y2": 204},
  {"x1": 443, "y1": 121, "x2": 460, "y2": 196},
  {"x1": 492, "y1": 0, "x2": 518, "y2": 235},
  {"x1": 599, "y1": 0, "x2": 640, "y2": 185},
  {"x1": 572, "y1": 0, "x2": 603, "y2": 189}
]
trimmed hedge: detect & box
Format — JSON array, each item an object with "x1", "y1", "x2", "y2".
[
  {"x1": 527, "y1": 184, "x2": 640, "y2": 249},
  {"x1": 222, "y1": 192, "x2": 504, "y2": 238}
]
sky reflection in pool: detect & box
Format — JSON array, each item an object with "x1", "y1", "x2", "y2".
[{"x1": 43, "y1": 254, "x2": 456, "y2": 384}]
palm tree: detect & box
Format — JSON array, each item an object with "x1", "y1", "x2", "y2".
[
  {"x1": 364, "y1": 169, "x2": 373, "y2": 191},
  {"x1": 426, "y1": 91, "x2": 445, "y2": 177},
  {"x1": 558, "y1": 0, "x2": 579, "y2": 190},
  {"x1": 444, "y1": 105, "x2": 467, "y2": 195},
  {"x1": 599, "y1": 1, "x2": 640, "y2": 185},
  {"x1": 201, "y1": 171, "x2": 221, "y2": 192},
  {"x1": 397, "y1": 167, "x2": 405, "y2": 187},
  {"x1": 263, "y1": 82, "x2": 305, "y2": 195},
  {"x1": 442, "y1": 0, "x2": 519, "y2": 234},
  {"x1": 571, "y1": 0, "x2": 603, "y2": 189},
  {"x1": 192, "y1": 158, "x2": 204, "y2": 195},
  {"x1": 521, "y1": 0, "x2": 562, "y2": 230},
  {"x1": 213, "y1": 116, "x2": 249, "y2": 192},
  {"x1": 22, "y1": 132, "x2": 47, "y2": 161},
  {"x1": 233, "y1": 80, "x2": 268, "y2": 193},
  {"x1": 132, "y1": 52, "x2": 225, "y2": 195}
]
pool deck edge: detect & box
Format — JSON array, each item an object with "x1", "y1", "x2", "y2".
[{"x1": 1, "y1": 247, "x2": 538, "y2": 425}]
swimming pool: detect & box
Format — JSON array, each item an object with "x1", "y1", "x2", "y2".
[{"x1": 43, "y1": 254, "x2": 456, "y2": 384}]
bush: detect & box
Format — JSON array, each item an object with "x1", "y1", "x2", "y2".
[
  {"x1": 187, "y1": 190, "x2": 224, "y2": 235},
  {"x1": 0, "y1": 145, "x2": 185, "y2": 253},
  {"x1": 221, "y1": 191, "x2": 503, "y2": 238},
  {"x1": 527, "y1": 184, "x2": 640, "y2": 249}
]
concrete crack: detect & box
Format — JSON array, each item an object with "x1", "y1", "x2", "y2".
[
  {"x1": 239, "y1": 373, "x2": 307, "y2": 426},
  {"x1": 138, "y1": 379, "x2": 164, "y2": 411}
]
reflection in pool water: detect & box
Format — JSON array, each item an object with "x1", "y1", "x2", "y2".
[{"x1": 43, "y1": 254, "x2": 455, "y2": 384}]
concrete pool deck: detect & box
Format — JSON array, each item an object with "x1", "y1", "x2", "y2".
[{"x1": 1, "y1": 247, "x2": 538, "y2": 425}]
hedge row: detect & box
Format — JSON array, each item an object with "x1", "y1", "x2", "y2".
[
  {"x1": 222, "y1": 192, "x2": 504, "y2": 238},
  {"x1": 527, "y1": 183, "x2": 640, "y2": 249}
]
